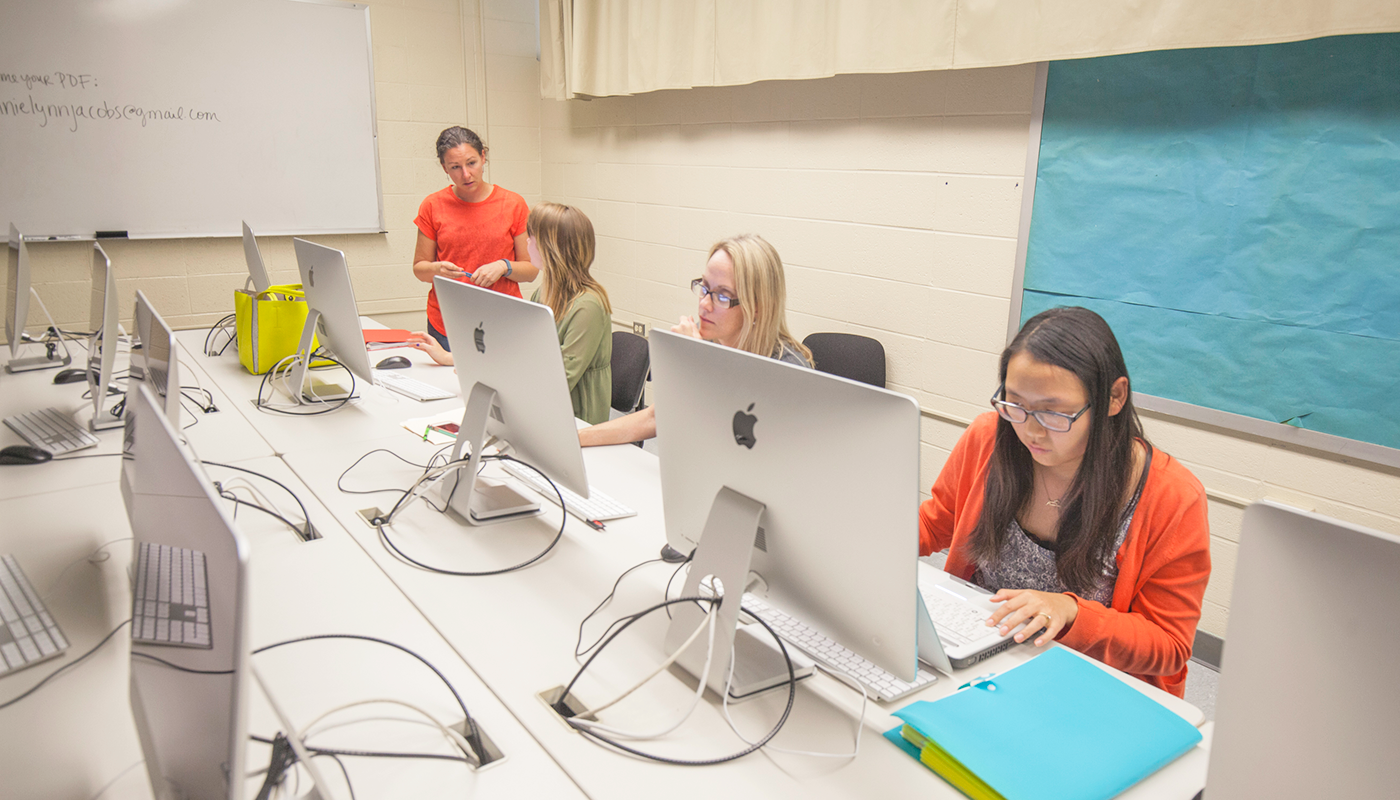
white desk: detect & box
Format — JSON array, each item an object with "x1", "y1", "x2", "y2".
[
  {"x1": 0, "y1": 456, "x2": 585, "y2": 798},
  {"x1": 174, "y1": 329, "x2": 463, "y2": 456},
  {"x1": 283, "y1": 433, "x2": 1210, "y2": 800}
]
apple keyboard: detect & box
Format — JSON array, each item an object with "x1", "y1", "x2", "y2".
[
  {"x1": 375, "y1": 370, "x2": 456, "y2": 401},
  {"x1": 739, "y1": 593, "x2": 938, "y2": 703},
  {"x1": 501, "y1": 461, "x2": 636, "y2": 523},
  {"x1": 4, "y1": 407, "x2": 100, "y2": 455},
  {"x1": 131, "y1": 542, "x2": 212, "y2": 649},
  {"x1": 0, "y1": 554, "x2": 70, "y2": 677}
]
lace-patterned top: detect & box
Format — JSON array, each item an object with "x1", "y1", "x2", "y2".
[{"x1": 973, "y1": 447, "x2": 1154, "y2": 604}]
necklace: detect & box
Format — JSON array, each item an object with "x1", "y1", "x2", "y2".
[{"x1": 1038, "y1": 473, "x2": 1067, "y2": 509}]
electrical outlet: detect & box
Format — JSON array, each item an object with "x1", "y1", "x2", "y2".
[{"x1": 632, "y1": 321, "x2": 646, "y2": 335}]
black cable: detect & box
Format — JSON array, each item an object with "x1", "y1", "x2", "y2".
[
  {"x1": 575, "y1": 557, "x2": 665, "y2": 659},
  {"x1": 373, "y1": 454, "x2": 566, "y2": 577},
  {"x1": 664, "y1": 556, "x2": 693, "y2": 620},
  {"x1": 51, "y1": 452, "x2": 124, "y2": 461},
  {"x1": 251, "y1": 633, "x2": 486, "y2": 767},
  {"x1": 204, "y1": 313, "x2": 237, "y2": 357},
  {"x1": 249, "y1": 734, "x2": 471, "y2": 764},
  {"x1": 318, "y1": 753, "x2": 356, "y2": 800},
  {"x1": 217, "y1": 489, "x2": 309, "y2": 539},
  {"x1": 177, "y1": 392, "x2": 201, "y2": 429},
  {"x1": 180, "y1": 386, "x2": 217, "y2": 412},
  {"x1": 202, "y1": 460, "x2": 313, "y2": 538},
  {"x1": 560, "y1": 596, "x2": 798, "y2": 766},
  {"x1": 0, "y1": 619, "x2": 132, "y2": 710},
  {"x1": 254, "y1": 353, "x2": 357, "y2": 416},
  {"x1": 131, "y1": 650, "x2": 235, "y2": 675}
]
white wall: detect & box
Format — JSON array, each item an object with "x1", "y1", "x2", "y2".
[{"x1": 8, "y1": 0, "x2": 1399, "y2": 640}]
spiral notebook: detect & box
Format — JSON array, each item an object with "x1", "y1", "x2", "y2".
[{"x1": 885, "y1": 648, "x2": 1202, "y2": 800}]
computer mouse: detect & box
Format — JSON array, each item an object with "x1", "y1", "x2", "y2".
[
  {"x1": 53, "y1": 368, "x2": 90, "y2": 384},
  {"x1": 0, "y1": 444, "x2": 54, "y2": 465},
  {"x1": 376, "y1": 355, "x2": 412, "y2": 370}
]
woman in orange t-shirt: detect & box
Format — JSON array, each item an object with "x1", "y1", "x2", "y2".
[{"x1": 412, "y1": 126, "x2": 537, "y2": 350}]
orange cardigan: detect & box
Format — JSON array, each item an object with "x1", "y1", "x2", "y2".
[{"x1": 919, "y1": 413, "x2": 1211, "y2": 697}]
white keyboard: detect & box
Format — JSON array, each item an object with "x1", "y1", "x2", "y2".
[
  {"x1": 740, "y1": 593, "x2": 938, "y2": 703},
  {"x1": 132, "y1": 543, "x2": 212, "y2": 649},
  {"x1": 919, "y1": 583, "x2": 999, "y2": 647},
  {"x1": 3, "y1": 407, "x2": 100, "y2": 455},
  {"x1": 375, "y1": 370, "x2": 456, "y2": 402},
  {"x1": 0, "y1": 554, "x2": 70, "y2": 676},
  {"x1": 501, "y1": 461, "x2": 637, "y2": 523}
]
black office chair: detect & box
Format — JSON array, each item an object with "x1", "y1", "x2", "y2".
[
  {"x1": 611, "y1": 330, "x2": 650, "y2": 414},
  {"x1": 802, "y1": 332, "x2": 886, "y2": 388}
]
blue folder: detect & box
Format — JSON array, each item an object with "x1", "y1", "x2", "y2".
[{"x1": 888, "y1": 648, "x2": 1202, "y2": 800}]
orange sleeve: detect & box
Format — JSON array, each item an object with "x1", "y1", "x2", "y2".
[
  {"x1": 1058, "y1": 456, "x2": 1211, "y2": 692},
  {"x1": 919, "y1": 413, "x2": 997, "y2": 558}
]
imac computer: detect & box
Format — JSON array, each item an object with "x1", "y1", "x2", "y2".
[
  {"x1": 285, "y1": 238, "x2": 374, "y2": 402},
  {"x1": 5, "y1": 223, "x2": 73, "y2": 373},
  {"x1": 241, "y1": 221, "x2": 274, "y2": 295},
  {"x1": 131, "y1": 290, "x2": 182, "y2": 428},
  {"x1": 86, "y1": 243, "x2": 125, "y2": 431},
  {"x1": 1205, "y1": 501, "x2": 1400, "y2": 798},
  {"x1": 649, "y1": 329, "x2": 924, "y2": 696},
  {"x1": 123, "y1": 382, "x2": 253, "y2": 800},
  {"x1": 432, "y1": 275, "x2": 590, "y2": 524}
]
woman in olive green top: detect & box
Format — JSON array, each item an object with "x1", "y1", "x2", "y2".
[{"x1": 408, "y1": 202, "x2": 612, "y2": 423}]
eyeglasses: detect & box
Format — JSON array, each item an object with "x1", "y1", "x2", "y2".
[
  {"x1": 690, "y1": 279, "x2": 739, "y2": 308},
  {"x1": 990, "y1": 384, "x2": 1090, "y2": 433}
]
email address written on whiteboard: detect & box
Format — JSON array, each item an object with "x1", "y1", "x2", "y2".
[{"x1": 0, "y1": 70, "x2": 221, "y2": 133}]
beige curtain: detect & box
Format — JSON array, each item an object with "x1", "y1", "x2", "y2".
[{"x1": 542, "y1": 0, "x2": 1400, "y2": 99}]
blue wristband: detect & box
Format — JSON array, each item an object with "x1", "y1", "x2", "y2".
[{"x1": 503, "y1": 258, "x2": 512, "y2": 278}]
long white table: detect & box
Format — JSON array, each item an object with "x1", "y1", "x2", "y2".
[
  {"x1": 0, "y1": 357, "x2": 586, "y2": 798},
  {"x1": 5, "y1": 323, "x2": 1210, "y2": 799}
]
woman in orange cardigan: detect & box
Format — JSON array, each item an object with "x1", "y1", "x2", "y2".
[{"x1": 919, "y1": 307, "x2": 1210, "y2": 697}]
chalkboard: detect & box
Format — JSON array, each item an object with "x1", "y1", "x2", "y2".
[
  {"x1": 0, "y1": 0, "x2": 382, "y2": 238},
  {"x1": 1020, "y1": 34, "x2": 1400, "y2": 460}
]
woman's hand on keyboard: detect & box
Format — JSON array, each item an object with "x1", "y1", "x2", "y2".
[{"x1": 986, "y1": 588, "x2": 1079, "y2": 647}]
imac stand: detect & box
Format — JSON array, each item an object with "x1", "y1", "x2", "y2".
[
  {"x1": 438, "y1": 382, "x2": 542, "y2": 525},
  {"x1": 287, "y1": 309, "x2": 350, "y2": 402},
  {"x1": 665, "y1": 487, "x2": 813, "y2": 700},
  {"x1": 5, "y1": 288, "x2": 74, "y2": 374}
]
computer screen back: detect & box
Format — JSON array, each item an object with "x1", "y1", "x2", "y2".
[
  {"x1": 132, "y1": 290, "x2": 181, "y2": 428},
  {"x1": 5, "y1": 224, "x2": 27, "y2": 360},
  {"x1": 292, "y1": 238, "x2": 373, "y2": 385},
  {"x1": 124, "y1": 382, "x2": 251, "y2": 800},
  {"x1": 86, "y1": 244, "x2": 121, "y2": 428},
  {"x1": 649, "y1": 329, "x2": 923, "y2": 680},
  {"x1": 434, "y1": 275, "x2": 590, "y2": 498},
  {"x1": 241, "y1": 221, "x2": 272, "y2": 295}
]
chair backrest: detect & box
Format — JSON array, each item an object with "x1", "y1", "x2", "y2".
[
  {"x1": 802, "y1": 332, "x2": 886, "y2": 388},
  {"x1": 611, "y1": 330, "x2": 650, "y2": 413}
]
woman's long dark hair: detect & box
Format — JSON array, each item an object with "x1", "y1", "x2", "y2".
[{"x1": 968, "y1": 307, "x2": 1146, "y2": 595}]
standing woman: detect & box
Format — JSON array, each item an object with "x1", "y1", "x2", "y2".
[
  {"x1": 919, "y1": 307, "x2": 1210, "y2": 698},
  {"x1": 412, "y1": 126, "x2": 538, "y2": 350},
  {"x1": 527, "y1": 203, "x2": 612, "y2": 425}
]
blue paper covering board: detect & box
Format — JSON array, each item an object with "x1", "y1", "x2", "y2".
[
  {"x1": 1025, "y1": 33, "x2": 1400, "y2": 450},
  {"x1": 889, "y1": 649, "x2": 1202, "y2": 800}
]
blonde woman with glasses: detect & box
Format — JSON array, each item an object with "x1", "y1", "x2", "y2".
[
  {"x1": 409, "y1": 202, "x2": 614, "y2": 424},
  {"x1": 578, "y1": 233, "x2": 810, "y2": 447}
]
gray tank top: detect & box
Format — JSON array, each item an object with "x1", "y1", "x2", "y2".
[{"x1": 973, "y1": 447, "x2": 1153, "y2": 604}]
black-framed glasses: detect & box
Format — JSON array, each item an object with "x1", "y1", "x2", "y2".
[
  {"x1": 990, "y1": 384, "x2": 1090, "y2": 433},
  {"x1": 690, "y1": 278, "x2": 739, "y2": 308}
]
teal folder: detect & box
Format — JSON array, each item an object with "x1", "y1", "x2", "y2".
[{"x1": 889, "y1": 648, "x2": 1202, "y2": 800}]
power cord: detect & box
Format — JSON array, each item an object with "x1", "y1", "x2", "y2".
[
  {"x1": 372, "y1": 453, "x2": 567, "y2": 577},
  {"x1": 255, "y1": 352, "x2": 357, "y2": 415},
  {"x1": 204, "y1": 314, "x2": 237, "y2": 357},
  {"x1": 556, "y1": 595, "x2": 798, "y2": 765},
  {"x1": 575, "y1": 556, "x2": 667, "y2": 660},
  {"x1": 202, "y1": 460, "x2": 316, "y2": 541},
  {"x1": 0, "y1": 619, "x2": 132, "y2": 711}
]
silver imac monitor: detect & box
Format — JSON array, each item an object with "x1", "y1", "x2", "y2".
[
  {"x1": 131, "y1": 290, "x2": 181, "y2": 428},
  {"x1": 649, "y1": 329, "x2": 923, "y2": 694},
  {"x1": 241, "y1": 221, "x2": 273, "y2": 295},
  {"x1": 286, "y1": 238, "x2": 374, "y2": 402},
  {"x1": 123, "y1": 382, "x2": 252, "y2": 800},
  {"x1": 1205, "y1": 500, "x2": 1400, "y2": 798},
  {"x1": 433, "y1": 275, "x2": 590, "y2": 524},
  {"x1": 5, "y1": 223, "x2": 72, "y2": 373},
  {"x1": 86, "y1": 243, "x2": 124, "y2": 431}
]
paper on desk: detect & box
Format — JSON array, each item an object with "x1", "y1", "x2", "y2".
[{"x1": 401, "y1": 408, "x2": 464, "y2": 446}]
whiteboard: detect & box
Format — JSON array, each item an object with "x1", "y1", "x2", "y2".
[{"x1": 0, "y1": 0, "x2": 383, "y2": 238}]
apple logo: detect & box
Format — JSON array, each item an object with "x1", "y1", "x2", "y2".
[
  {"x1": 733, "y1": 403, "x2": 757, "y2": 449},
  {"x1": 474, "y1": 322, "x2": 486, "y2": 353}
]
